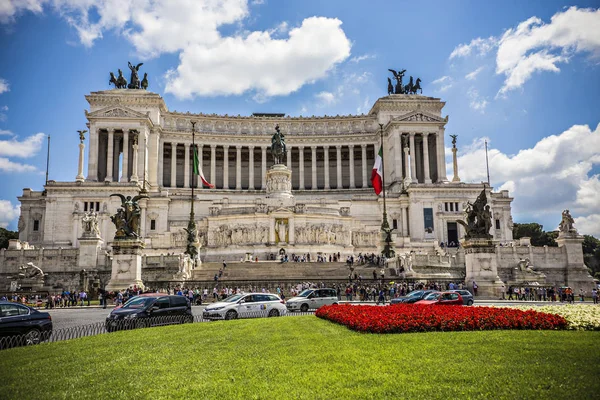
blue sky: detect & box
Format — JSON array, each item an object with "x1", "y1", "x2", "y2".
[{"x1": 0, "y1": 0, "x2": 599, "y2": 236}]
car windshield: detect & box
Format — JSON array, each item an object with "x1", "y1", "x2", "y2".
[
  {"x1": 423, "y1": 292, "x2": 441, "y2": 300},
  {"x1": 297, "y1": 290, "x2": 314, "y2": 298},
  {"x1": 408, "y1": 290, "x2": 423, "y2": 297},
  {"x1": 223, "y1": 294, "x2": 244, "y2": 303},
  {"x1": 122, "y1": 297, "x2": 155, "y2": 309}
]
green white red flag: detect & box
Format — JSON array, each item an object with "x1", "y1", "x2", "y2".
[
  {"x1": 193, "y1": 146, "x2": 214, "y2": 188},
  {"x1": 371, "y1": 146, "x2": 383, "y2": 195}
]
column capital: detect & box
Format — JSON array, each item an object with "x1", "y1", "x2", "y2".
[
  {"x1": 171, "y1": 141, "x2": 179, "y2": 146},
  {"x1": 223, "y1": 145, "x2": 229, "y2": 150},
  {"x1": 323, "y1": 145, "x2": 330, "y2": 150},
  {"x1": 248, "y1": 145, "x2": 255, "y2": 150},
  {"x1": 348, "y1": 144, "x2": 355, "y2": 149},
  {"x1": 298, "y1": 145, "x2": 304, "y2": 150},
  {"x1": 409, "y1": 131, "x2": 416, "y2": 137},
  {"x1": 236, "y1": 145, "x2": 243, "y2": 149},
  {"x1": 422, "y1": 132, "x2": 430, "y2": 137},
  {"x1": 361, "y1": 143, "x2": 367, "y2": 148},
  {"x1": 335, "y1": 145, "x2": 342, "y2": 149},
  {"x1": 210, "y1": 144, "x2": 217, "y2": 149},
  {"x1": 184, "y1": 142, "x2": 190, "y2": 148}
]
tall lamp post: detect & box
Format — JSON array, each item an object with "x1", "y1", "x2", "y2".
[
  {"x1": 184, "y1": 121, "x2": 199, "y2": 268},
  {"x1": 379, "y1": 124, "x2": 395, "y2": 259}
]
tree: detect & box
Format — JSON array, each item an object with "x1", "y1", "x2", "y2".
[
  {"x1": 0, "y1": 227, "x2": 18, "y2": 250},
  {"x1": 512, "y1": 223, "x2": 557, "y2": 247},
  {"x1": 582, "y1": 235, "x2": 600, "y2": 279}
]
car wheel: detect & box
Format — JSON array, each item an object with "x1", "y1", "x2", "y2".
[
  {"x1": 467, "y1": 299, "x2": 474, "y2": 306},
  {"x1": 136, "y1": 319, "x2": 149, "y2": 329},
  {"x1": 268, "y1": 309, "x2": 280, "y2": 317},
  {"x1": 332, "y1": 303, "x2": 338, "y2": 306},
  {"x1": 225, "y1": 310, "x2": 238, "y2": 320},
  {"x1": 24, "y1": 328, "x2": 41, "y2": 345},
  {"x1": 300, "y1": 303, "x2": 309, "y2": 312}
]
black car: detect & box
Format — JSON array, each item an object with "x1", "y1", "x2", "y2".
[
  {"x1": 391, "y1": 290, "x2": 437, "y2": 304},
  {"x1": 0, "y1": 301, "x2": 53, "y2": 346},
  {"x1": 105, "y1": 294, "x2": 193, "y2": 332}
]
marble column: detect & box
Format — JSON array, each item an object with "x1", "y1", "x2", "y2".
[
  {"x1": 76, "y1": 140, "x2": 85, "y2": 182},
  {"x1": 261, "y1": 146, "x2": 267, "y2": 190},
  {"x1": 158, "y1": 141, "x2": 164, "y2": 186},
  {"x1": 112, "y1": 136, "x2": 120, "y2": 183},
  {"x1": 311, "y1": 146, "x2": 317, "y2": 190},
  {"x1": 401, "y1": 206, "x2": 408, "y2": 237},
  {"x1": 170, "y1": 142, "x2": 178, "y2": 188},
  {"x1": 236, "y1": 145, "x2": 242, "y2": 190},
  {"x1": 324, "y1": 146, "x2": 330, "y2": 189},
  {"x1": 223, "y1": 145, "x2": 229, "y2": 189},
  {"x1": 437, "y1": 130, "x2": 448, "y2": 182},
  {"x1": 422, "y1": 132, "x2": 432, "y2": 183},
  {"x1": 184, "y1": 143, "x2": 190, "y2": 188},
  {"x1": 349, "y1": 145, "x2": 355, "y2": 189},
  {"x1": 409, "y1": 132, "x2": 417, "y2": 182},
  {"x1": 87, "y1": 128, "x2": 99, "y2": 181},
  {"x1": 286, "y1": 145, "x2": 292, "y2": 170},
  {"x1": 361, "y1": 144, "x2": 368, "y2": 188},
  {"x1": 105, "y1": 130, "x2": 114, "y2": 182},
  {"x1": 248, "y1": 146, "x2": 255, "y2": 190},
  {"x1": 130, "y1": 134, "x2": 139, "y2": 183},
  {"x1": 336, "y1": 145, "x2": 342, "y2": 189},
  {"x1": 394, "y1": 133, "x2": 402, "y2": 182},
  {"x1": 210, "y1": 145, "x2": 216, "y2": 188},
  {"x1": 403, "y1": 137, "x2": 411, "y2": 184},
  {"x1": 299, "y1": 146, "x2": 305, "y2": 190},
  {"x1": 120, "y1": 130, "x2": 129, "y2": 182}
]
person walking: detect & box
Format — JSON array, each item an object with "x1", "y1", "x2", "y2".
[{"x1": 592, "y1": 288, "x2": 598, "y2": 304}]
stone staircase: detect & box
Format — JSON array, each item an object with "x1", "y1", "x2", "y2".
[{"x1": 190, "y1": 261, "x2": 385, "y2": 282}]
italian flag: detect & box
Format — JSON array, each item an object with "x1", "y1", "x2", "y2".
[
  {"x1": 371, "y1": 146, "x2": 383, "y2": 195},
  {"x1": 193, "y1": 146, "x2": 215, "y2": 188}
]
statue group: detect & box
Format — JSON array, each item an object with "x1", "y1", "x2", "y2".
[
  {"x1": 387, "y1": 69, "x2": 422, "y2": 95},
  {"x1": 109, "y1": 193, "x2": 149, "y2": 239},
  {"x1": 559, "y1": 209, "x2": 577, "y2": 234},
  {"x1": 457, "y1": 188, "x2": 493, "y2": 240},
  {"x1": 109, "y1": 62, "x2": 149, "y2": 90}
]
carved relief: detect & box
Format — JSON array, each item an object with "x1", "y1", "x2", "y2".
[
  {"x1": 295, "y1": 224, "x2": 351, "y2": 246},
  {"x1": 351, "y1": 231, "x2": 379, "y2": 247},
  {"x1": 208, "y1": 224, "x2": 269, "y2": 246},
  {"x1": 340, "y1": 207, "x2": 350, "y2": 216}
]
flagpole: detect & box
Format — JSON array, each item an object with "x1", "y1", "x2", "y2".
[
  {"x1": 191, "y1": 121, "x2": 195, "y2": 218},
  {"x1": 379, "y1": 124, "x2": 393, "y2": 259},
  {"x1": 45, "y1": 135, "x2": 50, "y2": 186},
  {"x1": 485, "y1": 140, "x2": 490, "y2": 186},
  {"x1": 185, "y1": 121, "x2": 198, "y2": 269}
]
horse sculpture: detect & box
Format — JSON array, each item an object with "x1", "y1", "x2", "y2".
[
  {"x1": 412, "y1": 78, "x2": 422, "y2": 94},
  {"x1": 116, "y1": 69, "x2": 127, "y2": 88},
  {"x1": 109, "y1": 72, "x2": 118, "y2": 88},
  {"x1": 387, "y1": 78, "x2": 393, "y2": 95},
  {"x1": 141, "y1": 73, "x2": 149, "y2": 90},
  {"x1": 404, "y1": 76, "x2": 414, "y2": 94}
]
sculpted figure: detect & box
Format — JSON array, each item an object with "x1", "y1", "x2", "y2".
[
  {"x1": 18, "y1": 262, "x2": 45, "y2": 280},
  {"x1": 388, "y1": 68, "x2": 406, "y2": 94},
  {"x1": 270, "y1": 124, "x2": 286, "y2": 164},
  {"x1": 128, "y1": 62, "x2": 144, "y2": 89},
  {"x1": 109, "y1": 193, "x2": 148, "y2": 239},
  {"x1": 116, "y1": 69, "x2": 127, "y2": 88},
  {"x1": 559, "y1": 209, "x2": 576, "y2": 234}
]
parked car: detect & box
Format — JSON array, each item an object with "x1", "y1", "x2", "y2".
[
  {"x1": 105, "y1": 293, "x2": 193, "y2": 332},
  {"x1": 203, "y1": 293, "x2": 287, "y2": 320},
  {"x1": 0, "y1": 301, "x2": 52, "y2": 345},
  {"x1": 391, "y1": 290, "x2": 437, "y2": 304},
  {"x1": 415, "y1": 291, "x2": 463, "y2": 305},
  {"x1": 450, "y1": 289, "x2": 474, "y2": 305},
  {"x1": 286, "y1": 288, "x2": 338, "y2": 312}
]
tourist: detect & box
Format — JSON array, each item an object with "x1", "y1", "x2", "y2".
[
  {"x1": 592, "y1": 288, "x2": 598, "y2": 304},
  {"x1": 472, "y1": 281, "x2": 478, "y2": 296},
  {"x1": 579, "y1": 289, "x2": 585, "y2": 302}
]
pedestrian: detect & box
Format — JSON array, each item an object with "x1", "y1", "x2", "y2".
[
  {"x1": 472, "y1": 281, "x2": 478, "y2": 296},
  {"x1": 592, "y1": 288, "x2": 598, "y2": 304}
]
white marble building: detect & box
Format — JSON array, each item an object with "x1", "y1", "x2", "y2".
[{"x1": 16, "y1": 89, "x2": 515, "y2": 263}]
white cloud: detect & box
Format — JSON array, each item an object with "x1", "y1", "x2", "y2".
[
  {"x1": 0, "y1": 78, "x2": 9, "y2": 94},
  {"x1": 0, "y1": 157, "x2": 37, "y2": 173},
  {"x1": 0, "y1": 0, "x2": 45, "y2": 24},
  {"x1": 1, "y1": 105, "x2": 7, "y2": 111},
  {"x1": 449, "y1": 37, "x2": 497, "y2": 60},
  {"x1": 465, "y1": 66, "x2": 484, "y2": 80},
  {"x1": 315, "y1": 91, "x2": 336, "y2": 105},
  {"x1": 0, "y1": 200, "x2": 20, "y2": 228},
  {"x1": 0, "y1": 132, "x2": 46, "y2": 158},
  {"x1": 574, "y1": 214, "x2": 600, "y2": 237},
  {"x1": 0, "y1": 129, "x2": 13, "y2": 136},
  {"x1": 350, "y1": 54, "x2": 375, "y2": 63},
  {"x1": 451, "y1": 123, "x2": 600, "y2": 236},
  {"x1": 467, "y1": 87, "x2": 488, "y2": 113},
  {"x1": 432, "y1": 76, "x2": 453, "y2": 92},
  {"x1": 432, "y1": 76, "x2": 451, "y2": 85},
  {"x1": 0, "y1": 1, "x2": 351, "y2": 99}
]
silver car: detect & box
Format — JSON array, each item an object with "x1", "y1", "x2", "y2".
[
  {"x1": 286, "y1": 288, "x2": 338, "y2": 312},
  {"x1": 203, "y1": 293, "x2": 287, "y2": 320}
]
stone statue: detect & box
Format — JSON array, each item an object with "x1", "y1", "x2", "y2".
[
  {"x1": 184, "y1": 219, "x2": 200, "y2": 264},
  {"x1": 456, "y1": 188, "x2": 492, "y2": 239},
  {"x1": 270, "y1": 124, "x2": 286, "y2": 165},
  {"x1": 404, "y1": 76, "x2": 414, "y2": 94},
  {"x1": 387, "y1": 78, "x2": 393, "y2": 95},
  {"x1": 517, "y1": 258, "x2": 544, "y2": 276},
  {"x1": 78, "y1": 130, "x2": 87, "y2": 143},
  {"x1": 450, "y1": 134, "x2": 458, "y2": 148},
  {"x1": 388, "y1": 68, "x2": 406, "y2": 94},
  {"x1": 413, "y1": 78, "x2": 422, "y2": 94},
  {"x1": 141, "y1": 73, "x2": 149, "y2": 90},
  {"x1": 109, "y1": 193, "x2": 149, "y2": 239},
  {"x1": 82, "y1": 211, "x2": 101, "y2": 237},
  {"x1": 109, "y1": 72, "x2": 119, "y2": 88},
  {"x1": 116, "y1": 69, "x2": 127, "y2": 89},
  {"x1": 276, "y1": 220, "x2": 288, "y2": 243},
  {"x1": 559, "y1": 209, "x2": 576, "y2": 234},
  {"x1": 127, "y1": 62, "x2": 144, "y2": 89},
  {"x1": 18, "y1": 262, "x2": 46, "y2": 280}
]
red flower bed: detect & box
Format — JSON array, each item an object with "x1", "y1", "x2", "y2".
[{"x1": 316, "y1": 304, "x2": 568, "y2": 333}]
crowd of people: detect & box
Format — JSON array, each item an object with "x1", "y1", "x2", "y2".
[{"x1": 504, "y1": 286, "x2": 598, "y2": 303}]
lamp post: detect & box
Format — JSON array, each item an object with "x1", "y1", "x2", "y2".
[
  {"x1": 379, "y1": 124, "x2": 394, "y2": 259},
  {"x1": 184, "y1": 121, "x2": 199, "y2": 269}
]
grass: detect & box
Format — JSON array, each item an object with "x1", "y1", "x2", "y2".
[{"x1": 1, "y1": 317, "x2": 599, "y2": 399}]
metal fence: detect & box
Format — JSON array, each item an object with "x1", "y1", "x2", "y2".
[{"x1": 0, "y1": 310, "x2": 315, "y2": 351}]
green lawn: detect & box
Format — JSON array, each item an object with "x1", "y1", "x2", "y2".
[{"x1": 1, "y1": 316, "x2": 599, "y2": 399}]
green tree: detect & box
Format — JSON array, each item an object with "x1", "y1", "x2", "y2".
[
  {"x1": 582, "y1": 235, "x2": 600, "y2": 278},
  {"x1": 512, "y1": 223, "x2": 557, "y2": 247},
  {"x1": 0, "y1": 227, "x2": 18, "y2": 250}
]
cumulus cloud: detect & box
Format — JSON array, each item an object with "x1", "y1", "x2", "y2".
[
  {"x1": 0, "y1": 132, "x2": 46, "y2": 158},
  {"x1": 449, "y1": 7, "x2": 600, "y2": 95},
  {"x1": 467, "y1": 87, "x2": 488, "y2": 113},
  {"x1": 450, "y1": 123, "x2": 600, "y2": 236},
  {"x1": 0, "y1": 200, "x2": 20, "y2": 228},
  {"x1": 0, "y1": 78, "x2": 9, "y2": 94},
  {"x1": 0, "y1": 157, "x2": 37, "y2": 173},
  {"x1": 0, "y1": 1, "x2": 351, "y2": 99},
  {"x1": 315, "y1": 91, "x2": 336, "y2": 105},
  {"x1": 0, "y1": 0, "x2": 45, "y2": 24}
]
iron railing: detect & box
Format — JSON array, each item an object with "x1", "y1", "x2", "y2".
[{"x1": 0, "y1": 310, "x2": 315, "y2": 351}]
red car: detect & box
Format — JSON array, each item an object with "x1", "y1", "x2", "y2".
[{"x1": 414, "y1": 291, "x2": 463, "y2": 305}]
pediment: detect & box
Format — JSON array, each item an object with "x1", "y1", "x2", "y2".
[
  {"x1": 392, "y1": 110, "x2": 447, "y2": 123},
  {"x1": 86, "y1": 106, "x2": 149, "y2": 120}
]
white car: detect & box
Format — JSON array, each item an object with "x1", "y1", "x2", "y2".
[
  {"x1": 203, "y1": 293, "x2": 287, "y2": 320},
  {"x1": 286, "y1": 288, "x2": 339, "y2": 312}
]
